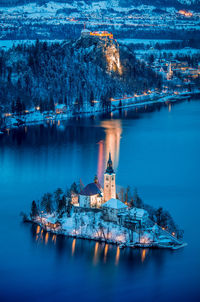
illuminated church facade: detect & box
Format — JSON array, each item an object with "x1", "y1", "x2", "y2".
[
  {"x1": 79, "y1": 153, "x2": 118, "y2": 208},
  {"x1": 75, "y1": 153, "x2": 148, "y2": 224}
]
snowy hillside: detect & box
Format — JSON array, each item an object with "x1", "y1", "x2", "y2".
[{"x1": 0, "y1": 0, "x2": 200, "y2": 11}]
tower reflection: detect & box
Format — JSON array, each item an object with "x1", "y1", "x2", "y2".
[
  {"x1": 98, "y1": 120, "x2": 122, "y2": 181},
  {"x1": 141, "y1": 249, "x2": 148, "y2": 263},
  {"x1": 72, "y1": 239, "x2": 76, "y2": 256},
  {"x1": 104, "y1": 244, "x2": 109, "y2": 263},
  {"x1": 115, "y1": 246, "x2": 120, "y2": 266},
  {"x1": 93, "y1": 242, "x2": 99, "y2": 265}
]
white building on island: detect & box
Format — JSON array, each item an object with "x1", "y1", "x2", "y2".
[
  {"x1": 79, "y1": 175, "x2": 103, "y2": 208},
  {"x1": 76, "y1": 153, "x2": 148, "y2": 225},
  {"x1": 102, "y1": 198, "x2": 128, "y2": 222}
]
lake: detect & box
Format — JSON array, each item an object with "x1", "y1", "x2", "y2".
[{"x1": 0, "y1": 99, "x2": 200, "y2": 302}]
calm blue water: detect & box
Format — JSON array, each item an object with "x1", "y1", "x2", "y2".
[{"x1": 0, "y1": 100, "x2": 200, "y2": 302}]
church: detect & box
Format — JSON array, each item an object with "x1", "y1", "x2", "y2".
[{"x1": 78, "y1": 153, "x2": 124, "y2": 211}]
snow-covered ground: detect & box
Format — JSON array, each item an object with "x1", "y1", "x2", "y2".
[
  {"x1": 1, "y1": 90, "x2": 199, "y2": 134},
  {"x1": 33, "y1": 209, "x2": 184, "y2": 249},
  {"x1": 35, "y1": 211, "x2": 136, "y2": 244}
]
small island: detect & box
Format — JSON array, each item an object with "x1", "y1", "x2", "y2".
[{"x1": 24, "y1": 153, "x2": 186, "y2": 250}]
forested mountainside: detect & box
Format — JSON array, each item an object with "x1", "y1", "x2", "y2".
[
  {"x1": 0, "y1": 37, "x2": 162, "y2": 112},
  {"x1": 0, "y1": 0, "x2": 199, "y2": 11}
]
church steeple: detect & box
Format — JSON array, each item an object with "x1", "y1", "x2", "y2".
[
  {"x1": 106, "y1": 152, "x2": 114, "y2": 174},
  {"x1": 104, "y1": 152, "x2": 116, "y2": 202}
]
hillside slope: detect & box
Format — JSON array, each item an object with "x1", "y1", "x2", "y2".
[
  {"x1": 0, "y1": 36, "x2": 162, "y2": 112},
  {"x1": 0, "y1": 0, "x2": 199, "y2": 11}
]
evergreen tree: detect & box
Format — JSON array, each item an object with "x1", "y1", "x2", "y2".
[
  {"x1": 57, "y1": 196, "x2": 66, "y2": 215},
  {"x1": 155, "y1": 207, "x2": 163, "y2": 225},
  {"x1": 30, "y1": 200, "x2": 38, "y2": 218},
  {"x1": 78, "y1": 93, "x2": 83, "y2": 111},
  {"x1": 15, "y1": 96, "x2": 22, "y2": 115},
  {"x1": 41, "y1": 193, "x2": 53, "y2": 214},
  {"x1": 133, "y1": 188, "x2": 143, "y2": 208},
  {"x1": 11, "y1": 101, "x2": 15, "y2": 114},
  {"x1": 70, "y1": 182, "x2": 78, "y2": 194},
  {"x1": 90, "y1": 90, "x2": 94, "y2": 107},
  {"x1": 54, "y1": 188, "x2": 63, "y2": 209},
  {"x1": 49, "y1": 96, "x2": 55, "y2": 111}
]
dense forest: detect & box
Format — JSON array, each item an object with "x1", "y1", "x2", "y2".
[{"x1": 0, "y1": 36, "x2": 162, "y2": 113}]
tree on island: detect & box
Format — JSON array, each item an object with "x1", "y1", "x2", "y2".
[
  {"x1": 30, "y1": 200, "x2": 38, "y2": 218},
  {"x1": 41, "y1": 193, "x2": 53, "y2": 214},
  {"x1": 57, "y1": 196, "x2": 66, "y2": 217},
  {"x1": 54, "y1": 188, "x2": 63, "y2": 208},
  {"x1": 70, "y1": 182, "x2": 79, "y2": 194},
  {"x1": 133, "y1": 188, "x2": 143, "y2": 208}
]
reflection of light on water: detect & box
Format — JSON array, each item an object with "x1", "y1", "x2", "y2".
[
  {"x1": 52, "y1": 234, "x2": 57, "y2": 244},
  {"x1": 97, "y1": 140, "x2": 104, "y2": 181},
  {"x1": 168, "y1": 103, "x2": 171, "y2": 112},
  {"x1": 140, "y1": 236, "x2": 150, "y2": 244},
  {"x1": 104, "y1": 244, "x2": 108, "y2": 263},
  {"x1": 72, "y1": 239, "x2": 76, "y2": 256},
  {"x1": 45, "y1": 232, "x2": 49, "y2": 245},
  {"x1": 57, "y1": 120, "x2": 60, "y2": 126},
  {"x1": 141, "y1": 249, "x2": 148, "y2": 263},
  {"x1": 115, "y1": 246, "x2": 120, "y2": 266},
  {"x1": 36, "y1": 225, "x2": 40, "y2": 234},
  {"x1": 98, "y1": 120, "x2": 122, "y2": 180},
  {"x1": 93, "y1": 242, "x2": 99, "y2": 265}
]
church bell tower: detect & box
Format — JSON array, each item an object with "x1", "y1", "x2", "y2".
[{"x1": 104, "y1": 153, "x2": 116, "y2": 202}]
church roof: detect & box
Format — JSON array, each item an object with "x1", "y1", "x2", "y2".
[
  {"x1": 102, "y1": 198, "x2": 128, "y2": 210},
  {"x1": 81, "y1": 28, "x2": 90, "y2": 33},
  {"x1": 105, "y1": 152, "x2": 114, "y2": 174},
  {"x1": 80, "y1": 182, "x2": 102, "y2": 196}
]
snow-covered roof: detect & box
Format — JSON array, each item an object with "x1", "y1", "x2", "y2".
[
  {"x1": 102, "y1": 198, "x2": 128, "y2": 210},
  {"x1": 118, "y1": 207, "x2": 148, "y2": 221},
  {"x1": 80, "y1": 182, "x2": 102, "y2": 196},
  {"x1": 81, "y1": 28, "x2": 90, "y2": 33},
  {"x1": 129, "y1": 207, "x2": 148, "y2": 219}
]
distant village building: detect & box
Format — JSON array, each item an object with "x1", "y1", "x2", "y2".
[{"x1": 55, "y1": 104, "x2": 67, "y2": 114}]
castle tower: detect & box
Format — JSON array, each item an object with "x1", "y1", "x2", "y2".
[
  {"x1": 167, "y1": 62, "x2": 173, "y2": 80},
  {"x1": 104, "y1": 153, "x2": 116, "y2": 202}
]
